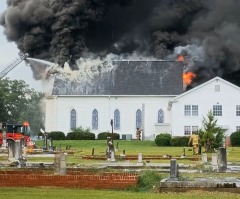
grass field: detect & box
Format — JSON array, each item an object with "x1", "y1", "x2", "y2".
[
  {"x1": 1, "y1": 187, "x2": 240, "y2": 199},
  {"x1": 31, "y1": 140, "x2": 240, "y2": 164},
  {"x1": 1, "y1": 140, "x2": 240, "y2": 198}
]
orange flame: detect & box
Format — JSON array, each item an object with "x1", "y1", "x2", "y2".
[
  {"x1": 177, "y1": 54, "x2": 196, "y2": 86},
  {"x1": 178, "y1": 55, "x2": 184, "y2": 62},
  {"x1": 183, "y1": 72, "x2": 196, "y2": 85}
]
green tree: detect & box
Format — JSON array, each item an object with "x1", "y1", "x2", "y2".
[
  {"x1": 198, "y1": 110, "x2": 225, "y2": 152},
  {"x1": 230, "y1": 131, "x2": 240, "y2": 146},
  {"x1": 0, "y1": 78, "x2": 43, "y2": 134}
]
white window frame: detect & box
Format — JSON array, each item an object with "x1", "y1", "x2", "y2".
[
  {"x1": 213, "y1": 105, "x2": 222, "y2": 116},
  {"x1": 184, "y1": 105, "x2": 191, "y2": 116},
  {"x1": 236, "y1": 105, "x2": 240, "y2": 116},
  {"x1": 184, "y1": 105, "x2": 198, "y2": 116},
  {"x1": 192, "y1": 126, "x2": 198, "y2": 133},
  {"x1": 184, "y1": 126, "x2": 198, "y2": 136},
  {"x1": 184, "y1": 126, "x2": 191, "y2": 135},
  {"x1": 236, "y1": 126, "x2": 240, "y2": 132},
  {"x1": 192, "y1": 105, "x2": 198, "y2": 116}
]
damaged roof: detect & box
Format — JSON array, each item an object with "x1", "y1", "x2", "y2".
[{"x1": 52, "y1": 61, "x2": 184, "y2": 96}]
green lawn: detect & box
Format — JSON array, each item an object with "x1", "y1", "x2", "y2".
[
  {"x1": 1, "y1": 140, "x2": 240, "y2": 197},
  {"x1": 31, "y1": 140, "x2": 240, "y2": 164},
  {"x1": 1, "y1": 187, "x2": 240, "y2": 199}
]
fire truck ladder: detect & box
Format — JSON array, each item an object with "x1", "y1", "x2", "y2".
[{"x1": 0, "y1": 53, "x2": 29, "y2": 79}]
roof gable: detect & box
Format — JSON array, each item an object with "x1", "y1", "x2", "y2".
[{"x1": 173, "y1": 76, "x2": 240, "y2": 101}]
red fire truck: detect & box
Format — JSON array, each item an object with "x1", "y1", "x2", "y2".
[{"x1": 0, "y1": 122, "x2": 31, "y2": 146}]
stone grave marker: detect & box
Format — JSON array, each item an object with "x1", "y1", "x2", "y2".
[
  {"x1": 218, "y1": 147, "x2": 227, "y2": 172},
  {"x1": 169, "y1": 159, "x2": 179, "y2": 181},
  {"x1": 54, "y1": 153, "x2": 67, "y2": 175},
  {"x1": 212, "y1": 154, "x2": 218, "y2": 166},
  {"x1": 138, "y1": 153, "x2": 143, "y2": 163},
  {"x1": 202, "y1": 154, "x2": 208, "y2": 163}
]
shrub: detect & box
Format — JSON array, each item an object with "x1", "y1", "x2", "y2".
[
  {"x1": 155, "y1": 133, "x2": 171, "y2": 146},
  {"x1": 230, "y1": 131, "x2": 240, "y2": 146},
  {"x1": 130, "y1": 170, "x2": 162, "y2": 192},
  {"x1": 97, "y1": 132, "x2": 120, "y2": 140},
  {"x1": 171, "y1": 136, "x2": 190, "y2": 146},
  {"x1": 66, "y1": 132, "x2": 76, "y2": 140},
  {"x1": 72, "y1": 126, "x2": 91, "y2": 134},
  {"x1": 75, "y1": 132, "x2": 95, "y2": 140},
  {"x1": 66, "y1": 126, "x2": 95, "y2": 140},
  {"x1": 48, "y1": 131, "x2": 65, "y2": 140}
]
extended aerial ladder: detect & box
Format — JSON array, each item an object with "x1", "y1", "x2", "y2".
[{"x1": 0, "y1": 53, "x2": 29, "y2": 79}]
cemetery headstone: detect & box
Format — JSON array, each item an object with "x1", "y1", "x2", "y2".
[
  {"x1": 169, "y1": 159, "x2": 179, "y2": 181},
  {"x1": 138, "y1": 153, "x2": 143, "y2": 163},
  {"x1": 54, "y1": 153, "x2": 67, "y2": 175},
  {"x1": 211, "y1": 154, "x2": 218, "y2": 167},
  {"x1": 202, "y1": 154, "x2": 208, "y2": 163},
  {"x1": 218, "y1": 147, "x2": 227, "y2": 172}
]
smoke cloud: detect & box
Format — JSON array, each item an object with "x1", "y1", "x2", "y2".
[{"x1": 1, "y1": 0, "x2": 240, "y2": 86}]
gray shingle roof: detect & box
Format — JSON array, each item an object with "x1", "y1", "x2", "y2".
[{"x1": 52, "y1": 61, "x2": 183, "y2": 95}]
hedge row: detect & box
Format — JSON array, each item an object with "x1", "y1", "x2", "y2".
[
  {"x1": 40, "y1": 131, "x2": 190, "y2": 144},
  {"x1": 155, "y1": 131, "x2": 240, "y2": 147},
  {"x1": 66, "y1": 132, "x2": 95, "y2": 140},
  {"x1": 38, "y1": 131, "x2": 120, "y2": 140},
  {"x1": 155, "y1": 133, "x2": 190, "y2": 146},
  {"x1": 39, "y1": 131, "x2": 240, "y2": 145},
  {"x1": 97, "y1": 132, "x2": 120, "y2": 140}
]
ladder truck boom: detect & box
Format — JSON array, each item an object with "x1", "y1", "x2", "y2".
[{"x1": 0, "y1": 53, "x2": 29, "y2": 79}]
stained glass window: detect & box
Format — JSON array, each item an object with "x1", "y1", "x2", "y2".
[
  {"x1": 70, "y1": 109, "x2": 76, "y2": 129},
  {"x1": 92, "y1": 109, "x2": 98, "y2": 130},
  {"x1": 136, "y1": 109, "x2": 142, "y2": 128},
  {"x1": 158, "y1": 109, "x2": 164, "y2": 123},
  {"x1": 114, "y1": 109, "x2": 120, "y2": 130}
]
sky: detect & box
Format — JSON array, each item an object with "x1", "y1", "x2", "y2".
[{"x1": 0, "y1": 1, "x2": 43, "y2": 92}]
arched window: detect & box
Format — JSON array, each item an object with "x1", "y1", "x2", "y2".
[
  {"x1": 70, "y1": 109, "x2": 76, "y2": 129},
  {"x1": 114, "y1": 109, "x2": 120, "y2": 130},
  {"x1": 158, "y1": 109, "x2": 164, "y2": 123},
  {"x1": 136, "y1": 109, "x2": 142, "y2": 128},
  {"x1": 92, "y1": 109, "x2": 98, "y2": 130}
]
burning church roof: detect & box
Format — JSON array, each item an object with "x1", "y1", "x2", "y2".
[{"x1": 52, "y1": 60, "x2": 183, "y2": 96}]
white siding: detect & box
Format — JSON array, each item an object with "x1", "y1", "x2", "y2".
[
  {"x1": 171, "y1": 78, "x2": 240, "y2": 136},
  {"x1": 45, "y1": 97, "x2": 57, "y2": 132},
  {"x1": 45, "y1": 77, "x2": 240, "y2": 139},
  {"x1": 45, "y1": 95, "x2": 174, "y2": 139}
]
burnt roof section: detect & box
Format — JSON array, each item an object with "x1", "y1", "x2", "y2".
[{"x1": 52, "y1": 61, "x2": 183, "y2": 95}]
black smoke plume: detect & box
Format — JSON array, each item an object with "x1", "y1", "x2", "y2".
[{"x1": 1, "y1": 0, "x2": 240, "y2": 86}]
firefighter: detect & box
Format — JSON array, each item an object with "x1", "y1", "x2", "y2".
[{"x1": 188, "y1": 131, "x2": 200, "y2": 155}]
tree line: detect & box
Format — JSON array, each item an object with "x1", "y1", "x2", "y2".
[{"x1": 0, "y1": 78, "x2": 44, "y2": 134}]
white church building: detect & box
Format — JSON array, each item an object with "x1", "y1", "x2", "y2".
[{"x1": 44, "y1": 60, "x2": 240, "y2": 140}]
